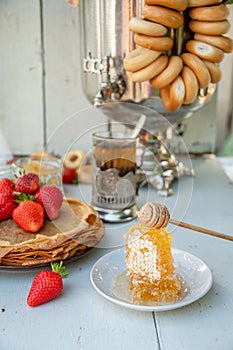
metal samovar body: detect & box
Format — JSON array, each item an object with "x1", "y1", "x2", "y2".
[
  {"x1": 79, "y1": 0, "x2": 215, "y2": 109},
  {"x1": 78, "y1": 0, "x2": 220, "y2": 195}
]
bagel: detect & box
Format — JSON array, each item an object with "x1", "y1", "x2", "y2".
[
  {"x1": 134, "y1": 33, "x2": 174, "y2": 51},
  {"x1": 144, "y1": 0, "x2": 188, "y2": 11},
  {"x1": 63, "y1": 150, "x2": 86, "y2": 170},
  {"x1": 123, "y1": 0, "x2": 232, "y2": 111},
  {"x1": 181, "y1": 66, "x2": 199, "y2": 105},
  {"x1": 131, "y1": 55, "x2": 169, "y2": 82},
  {"x1": 160, "y1": 75, "x2": 185, "y2": 111},
  {"x1": 194, "y1": 33, "x2": 233, "y2": 54},
  {"x1": 129, "y1": 17, "x2": 167, "y2": 36},
  {"x1": 142, "y1": 5, "x2": 184, "y2": 29},
  {"x1": 181, "y1": 53, "x2": 211, "y2": 88},
  {"x1": 123, "y1": 48, "x2": 161, "y2": 72},
  {"x1": 203, "y1": 60, "x2": 222, "y2": 83},
  {"x1": 186, "y1": 40, "x2": 224, "y2": 63},
  {"x1": 150, "y1": 56, "x2": 183, "y2": 89},
  {"x1": 189, "y1": 4, "x2": 229, "y2": 22},
  {"x1": 188, "y1": 0, "x2": 222, "y2": 6},
  {"x1": 189, "y1": 20, "x2": 231, "y2": 36}
]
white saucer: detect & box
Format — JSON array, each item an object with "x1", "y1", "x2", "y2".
[{"x1": 90, "y1": 247, "x2": 213, "y2": 312}]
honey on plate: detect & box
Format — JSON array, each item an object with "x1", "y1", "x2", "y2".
[{"x1": 125, "y1": 202, "x2": 181, "y2": 304}]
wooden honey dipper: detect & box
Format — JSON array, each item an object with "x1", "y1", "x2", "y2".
[{"x1": 138, "y1": 202, "x2": 233, "y2": 242}]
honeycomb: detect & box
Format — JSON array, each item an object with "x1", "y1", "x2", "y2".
[{"x1": 125, "y1": 223, "x2": 181, "y2": 304}]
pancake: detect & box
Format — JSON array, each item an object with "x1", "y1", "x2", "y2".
[{"x1": 0, "y1": 198, "x2": 104, "y2": 267}]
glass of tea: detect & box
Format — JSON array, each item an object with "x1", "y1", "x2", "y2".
[{"x1": 92, "y1": 131, "x2": 138, "y2": 223}]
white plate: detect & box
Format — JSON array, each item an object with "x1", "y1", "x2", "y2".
[{"x1": 90, "y1": 247, "x2": 213, "y2": 312}]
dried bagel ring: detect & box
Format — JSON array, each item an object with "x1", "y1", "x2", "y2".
[
  {"x1": 129, "y1": 17, "x2": 167, "y2": 36},
  {"x1": 186, "y1": 40, "x2": 224, "y2": 63},
  {"x1": 150, "y1": 56, "x2": 183, "y2": 89},
  {"x1": 189, "y1": 4, "x2": 229, "y2": 22},
  {"x1": 63, "y1": 150, "x2": 86, "y2": 170},
  {"x1": 194, "y1": 33, "x2": 233, "y2": 54},
  {"x1": 189, "y1": 20, "x2": 231, "y2": 36},
  {"x1": 203, "y1": 60, "x2": 222, "y2": 83},
  {"x1": 188, "y1": 0, "x2": 222, "y2": 6},
  {"x1": 181, "y1": 66, "x2": 199, "y2": 105},
  {"x1": 123, "y1": 48, "x2": 161, "y2": 72},
  {"x1": 123, "y1": 0, "x2": 232, "y2": 112},
  {"x1": 142, "y1": 5, "x2": 184, "y2": 29},
  {"x1": 134, "y1": 33, "x2": 174, "y2": 51},
  {"x1": 131, "y1": 55, "x2": 169, "y2": 82},
  {"x1": 160, "y1": 75, "x2": 185, "y2": 111},
  {"x1": 181, "y1": 53, "x2": 211, "y2": 88},
  {"x1": 144, "y1": 0, "x2": 188, "y2": 11}
]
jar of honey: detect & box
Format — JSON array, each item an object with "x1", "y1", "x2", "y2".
[{"x1": 11, "y1": 155, "x2": 62, "y2": 188}]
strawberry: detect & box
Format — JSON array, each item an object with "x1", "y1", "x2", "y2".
[
  {"x1": 12, "y1": 201, "x2": 44, "y2": 232},
  {"x1": 27, "y1": 261, "x2": 69, "y2": 307},
  {"x1": 0, "y1": 178, "x2": 15, "y2": 196},
  {"x1": 0, "y1": 193, "x2": 17, "y2": 221},
  {"x1": 15, "y1": 173, "x2": 40, "y2": 194},
  {"x1": 35, "y1": 185, "x2": 63, "y2": 220},
  {"x1": 62, "y1": 166, "x2": 78, "y2": 184}
]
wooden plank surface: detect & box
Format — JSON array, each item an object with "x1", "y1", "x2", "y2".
[
  {"x1": 0, "y1": 0, "x2": 44, "y2": 154},
  {"x1": 1, "y1": 157, "x2": 233, "y2": 350},
  {"x1": 154, "y1": 158, "x2": 233, "y2": 350},
  {"x1": 0, "y1": 248, "x2": 159, "y2": 350},
  {"x1": 0, "y1": 0, "x2": 232, "y2": 155},
  {"x1": 42, "y1": 0, "x2": 107, "y2": 155}
]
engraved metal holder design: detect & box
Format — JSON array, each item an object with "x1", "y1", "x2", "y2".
[
  {"x1": 92, "y1": 131, "x2": 138, "y2": 222},
  {"x1": 78, "y1": 0, "x2": 221, "y2": 199}
]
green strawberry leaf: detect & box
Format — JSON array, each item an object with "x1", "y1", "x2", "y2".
[
  {"x1": 14, "y1": 191, "x2": 36, "y2": 204},
  {"x1": 51, "y1": 261, "x2": 69, "y2": 278}
]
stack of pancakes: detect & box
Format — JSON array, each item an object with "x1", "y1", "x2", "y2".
[{"x1": 0, "y1": 198, "x2": 104, "y2": 268}]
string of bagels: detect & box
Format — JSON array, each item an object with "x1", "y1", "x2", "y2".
[{"x1": 123, "y1": 0, "x2": 233, "y2": 111}]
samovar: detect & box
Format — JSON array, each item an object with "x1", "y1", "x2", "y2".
[{"x1": 75, "y1": 0, "x2": 232, "y2": 198}]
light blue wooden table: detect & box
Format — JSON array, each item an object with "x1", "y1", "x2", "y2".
[{"x1": 1, "y1": 157, "x2": 233, "y2": 350}]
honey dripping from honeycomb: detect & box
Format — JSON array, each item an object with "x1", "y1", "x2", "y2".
[{"x1": 125, "y1": 202, "x2": 181, "y2": 304}]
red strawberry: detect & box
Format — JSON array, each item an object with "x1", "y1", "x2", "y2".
[
  {"x1": 15, "y1": 173, "x2": 40, "y2": 194},
  {"x1": 35, "y1": 185, "x2": 63, "y2": 220},
  {"x1": 0, "y1": 178, "x2": 15, "y2": 196},
  {"x1": 27, "y1": 261, "x2": 69, "y2": 307},
  {"x1": 62, "y1": 166, "x2": 78, "y2": 184},
  {"x1": 0, "y1": 193, "x2": 17, "y2": 221},
  {"x1": 12, "y1": 201, "x2": 44, "y2": 232}
]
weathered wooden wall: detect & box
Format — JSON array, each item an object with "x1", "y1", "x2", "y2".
[{"x1": 0, "y1": 0, "x2": 233, "y2": 156}]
